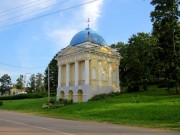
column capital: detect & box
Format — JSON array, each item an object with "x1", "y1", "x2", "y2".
[
  {"x1": 57, "y1": 61, "x2": 62, "y2": 66},
  {"x1": 84, "y1": 58, "x2": 90, "y2": 61}
]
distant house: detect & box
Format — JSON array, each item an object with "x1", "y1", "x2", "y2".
[
  {"x1": 10, "y1": 88, "x2": 26, "y2": 95},
  {"x1": 10, "y1": 84, "x2": 26, "y2": 95}
]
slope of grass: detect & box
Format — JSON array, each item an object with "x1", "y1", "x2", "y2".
[{"x1": 0, "y1": 86, "x2": 180, "y2": 130}]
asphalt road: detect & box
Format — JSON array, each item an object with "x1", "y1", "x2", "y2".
[{"x1": 0, "y1": 110, "x2": 179, "y2": 135}]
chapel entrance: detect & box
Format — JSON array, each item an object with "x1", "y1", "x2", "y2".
[
  {"x1": 68, "y1": 90, "x2": 73, "y2": 100},
  {"x1": 60, "y1": 91, "x2": 65, "y2": 99},
  {"x1": 77, "y1": 90, "x2": 83, "y2": 102}
]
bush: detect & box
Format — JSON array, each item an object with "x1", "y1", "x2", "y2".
[
  {"x1": 58, "y1": 99, "x2": 73, "y2": 106},
  {"x1": 49, "y1": 98, "x2": 56, "y2": 105},
  {"x1": 0, "y1": 100, "x2": 3, "y2": 106},
  {"x1": 50, "y1": 92, "x2": 56, "y2": 97},
  {"x1": 127, "y1": 83, "x2": 140, "y2": 93},
  {"x1": 42, "y1": 98, "x2": 73, "y2": 109},
  {"x1": 89, "y1": 92, "x2": 121, "y2": 101}
]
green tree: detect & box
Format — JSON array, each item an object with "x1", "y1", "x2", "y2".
[
  {"x1": 15, "y1": 75, "x2": 24, "y2": 90},
  {"x1": 44, "y1": 53, "x2": 58, "y2": 92},
  {"x1": 0, "y1": 74, "x2": 12, "y2": 95},
  {"x1": 112, "y1": 33, "x2": 155, "y2": 92},
  {"x1": 29, "y1": 74, "x2": 36, "y2": 92},
  {"x1": 150, "y1": 0, "x2": 180, "y2": 92},
  {"x1": 127, "y1": 33, "x2": 156, "y2": 91},
  {"x1": 35, "y1": 73, "x2": 44, "y2": 92},
  {"x1": 111, "y1": 42, "x2": 127, "y2": 84}
]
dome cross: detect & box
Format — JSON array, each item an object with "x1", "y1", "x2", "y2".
[{"x1": 87, "y1": 18, "x2": 90, "y2": 28}]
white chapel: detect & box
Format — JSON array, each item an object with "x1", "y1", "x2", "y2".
[{"x1": 56, "y1": 27, "x2": 120, "y2": 102}]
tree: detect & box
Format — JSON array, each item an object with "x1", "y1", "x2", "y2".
[
  {"x1": 112, "y1": 33, "x2": 156, "y2": 92},
  {"x1": 35, "y1": 73, "x2": 44, "y2": 92},
  {"x1": 16, "y1": 75, "x2": 24, "y2": 90},
  {"x1": 29, "y1": 74, "x2": 36, "y2": 92},
  {"x1": 0, "y1": 74, "x2": 12, "y2": 95},
  {"x1": 150, "y1": 0, "x2": 180, "y2": 92},
  {"x1": 44, "y1": 53, "x2": 58, "y2": 92},
  {"x1": 111, "y1": 42, "x2": 127, "y2": 85}
]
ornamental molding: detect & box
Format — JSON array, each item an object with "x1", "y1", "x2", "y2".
[
  {"x1": 56, "y1": 43, "x2": 120, "y2": 66},
  {"x1": 57, "y1": 52, "x2": 118, "y2": 66}
]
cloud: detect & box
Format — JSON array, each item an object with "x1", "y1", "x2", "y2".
[
  {"x1": 46, "y1": 0, "x2": 104, "y2": 50},
  {"x1": 83, "y1": 0, "x2": 103, "y2": 29}
]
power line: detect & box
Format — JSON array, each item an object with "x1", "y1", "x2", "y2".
[
  {"x1": 0, "y1": 0, "x2": 98, "y2": 29},
  {"x1": 0, "y1": 0, "x2": 71, "y2": 23},
  {"x1": 0, "y1": 61, "x2": 45, "y2": 69},
  {"x1": 0, "y1": 0, "x2": 42, "y2": 14},
  {"x1": 0, "y1": 0, "x2": 63, "y2": 18}
]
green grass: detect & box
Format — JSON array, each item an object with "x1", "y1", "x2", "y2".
[{"x1": 0, "y1": 86, "x2": 180, "y2": 130}]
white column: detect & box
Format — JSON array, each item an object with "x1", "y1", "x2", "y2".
[
  {"x1": 66, "y1": 63, "x2": 70, "y2": 86},
  {"x1": 85, "y1": 59, "x2": 89, "y2": 85},
  {"x1": 75, "y1": 61, "x2": 79, "y2": 86},
  {"x1": 98, "y1": 61, "x2": 102, "y2": 86},
  {"x1": 108, "y1": 63, "x2": 112, "y2": 86},
  {"x1": 58, "y1": 65, "x2": 61, "y2": 87}
]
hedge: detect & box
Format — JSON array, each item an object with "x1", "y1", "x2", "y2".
[
  {"x1": 89, "y1": 92, "x2": 121, "y2": 101},
  {"x1": 0, "y1": 100, "x2": 3, "y2": 106},
  {"x1": 0, "y1": 93, "x2": 44, "y2": 100}
]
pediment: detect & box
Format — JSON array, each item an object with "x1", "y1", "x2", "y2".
[
  {"x1": 57, "y1": 46, "x2": 81, "y2": 57},
  {"x1": 56, "y1": 44, "x2": 119, "y2": 60}
]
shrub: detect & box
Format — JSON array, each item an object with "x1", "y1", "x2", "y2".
[
  {"x1": 58, "y1": 99, "x2": 73, "y2": 106},
  {"x1": 89, "y1": 92, "x2": 121, "y2": 101},
  {"x1": 42, "y1": 102, "x2": 54, "y2": 109},
  {"x1": 127, "y1": 83, "x2": 140, "y2": 93},
  {"x1": 42, "y1": 99, "x2": 73, "y2": 109},
  {"x1": 50, "y1": 92, "x2": 56, "y2": 97},
  {"x1": 0, "y1": 100, "x2": 3, "y2": 106}
]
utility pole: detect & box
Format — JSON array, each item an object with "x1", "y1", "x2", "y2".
[{"x1": 48, "y1": 65, "x2": 50, "y2": 103}]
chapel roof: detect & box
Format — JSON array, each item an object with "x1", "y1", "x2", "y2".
[{"x1": 70, "y1": 28, "x2": 106, "y2": 46}]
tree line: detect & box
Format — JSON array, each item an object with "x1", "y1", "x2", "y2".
[
  {"x1": 0, "y1": 73, "x2": 44, "y2": 95},
  {"x1": 112, "y1": 0, "x2": 180, "y2": 93}
]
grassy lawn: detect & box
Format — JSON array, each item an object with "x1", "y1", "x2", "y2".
[{"x1": 0, "y1": 86, "x2": 180, "y2": 130}]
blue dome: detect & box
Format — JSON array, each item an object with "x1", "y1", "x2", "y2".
[{"x1": 70, "y1": 28, "x2": 106, "y2": 46}]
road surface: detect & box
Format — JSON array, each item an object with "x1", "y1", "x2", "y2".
[{"x1": 0, "y1": 110, "x2": 179, "y2": 135}]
